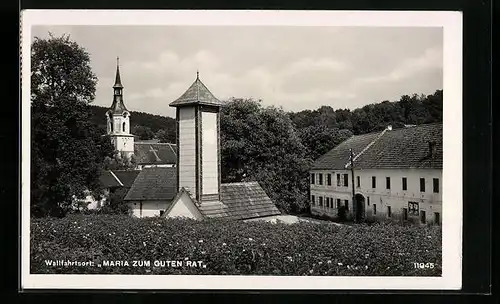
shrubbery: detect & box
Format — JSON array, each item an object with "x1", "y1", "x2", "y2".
[{"x1": 31, "y1": 215, "x2": 441, "y2": 276}]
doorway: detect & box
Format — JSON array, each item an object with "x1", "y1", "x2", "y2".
[{"x1": 354, "y1": 193, "x2": 365, "y2": 222}]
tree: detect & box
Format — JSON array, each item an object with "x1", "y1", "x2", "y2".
[
  {"x1": 132, "y1": 124, "x2": 155, "y2": 140},
  {"x1": 155, "y1": 128, "x2": 176, "y2": 143},
  {"x1": 99, "y1": 187, "x2": 131, "y2": 215},
  {"x1": 299, "y1": 124, "x2": 353, "y2": 160},
  {"x1": 221, "y1": 98, "x2": 312, "y2": 213},
  {"x1": 30, "y1": 34, "x2": 114, "y2": 217},
  {"x1": 103, "y1": 152, "x2": 137, "y2": 171}
]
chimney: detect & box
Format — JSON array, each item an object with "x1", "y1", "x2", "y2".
[{"x1": 428, "y1": 141, "x2": 437, "y2": 157}]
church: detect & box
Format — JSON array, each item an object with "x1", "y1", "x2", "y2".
[
  {"x1": 100, "y1": 59, "x2": 282, "y2": 222},
  {"x1": 105, "y1": 58, "x2": 177, "y2": 169}
]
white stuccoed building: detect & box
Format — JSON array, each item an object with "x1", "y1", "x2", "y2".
[{"x1": 309, "y1": 123, "x2": 442, "y2": 225}]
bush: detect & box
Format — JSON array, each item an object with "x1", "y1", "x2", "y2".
[{"x1": 30, "y1": 214, "x2": 442, "y2": 276}]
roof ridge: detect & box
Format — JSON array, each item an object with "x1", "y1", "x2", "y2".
[
  {"x1": 345, "y1": 128, "x2": 388, "y2": 169},
  {"x1": 109, "y1": 170, "x2": 124, "y2": 187},
  {"x1": 167, "y1": 143, "x2": 177, "y2": 156}
]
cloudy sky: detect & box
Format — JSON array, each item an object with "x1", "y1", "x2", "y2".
[{"x1": 31, "y1": 26, "x2": 442, "y2": 118}]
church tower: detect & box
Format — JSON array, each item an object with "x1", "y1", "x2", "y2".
[
  {"x1": 169, "y1": 72, "x2": 223, "y2": 203},
  {"x1": 106, "y1": 57, "x2": 135, "y2": 159}
]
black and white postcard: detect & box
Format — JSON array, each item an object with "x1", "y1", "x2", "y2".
[{"x1": 20, "y1": 10, "x2": 463, "y2": 290}]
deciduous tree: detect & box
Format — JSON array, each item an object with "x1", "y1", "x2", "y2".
[{"x1": 31, "y1": 33, "x2": 114, "y2": 217}]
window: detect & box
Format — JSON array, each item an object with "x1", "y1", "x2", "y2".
[
  {"x1": 408, "y1": 202, "x2": 419, "y2": 216},
  {"x1": 343, "y1": 174, "x2": 349, "y2": 187},
  {"x1": 420, "y1": 210, "x2": 426, "y2": 224},
  {"x1": 337, "y1": 174, "x2": 341, "y2": 186},
  {"x1": 344, "y1": 199, "x2": 349, "y2": 211},
  {"x1": 387, "y1": 206, "x2": 392, "y2": 217},
  {"x1": 311, "y1": 195, "x2": 315, "y2": 205},
  {"x1": 336, "y1": 199, "x2": 341, "y2": 209},
  {"x1": 373, "y1": 204, "x2": 377, "y2": 215},
  {"x1": 318, "y1": 173, "x2": 323, "y2": 185},
  {"x1": 420, "y1": 178, "x2": 426, "y2": 192},
  {"x1": 356, "y1": 176, "x2": 360, "y2": 188},
  {"x1": 310, "y1": 173, "x2": 315, "y2": 184},
  {"x1": 403, "y1": 208, "x2": 408, "y2": 220},
  {"x1": 367, "y1": 196, "x2": 370, "y2": 206},
  {"x1": 434, "y1": 212, "x2": 440, "y2": 225},
  {"x1": 327, "y1": 174, "x2": 332, "y2": 186},
  {"x1": 433, "y1": 178, "x2": 439, "y2": 193},
  {"x1": 386, "y1": 177, "x2": 391, "y2": 189},
  {"x1": 325, "y1": 197, "x2": 330, "y2": 208},
  {"x1": 319, "y1": 196, "x2": 323, "y2": 207},
  {"x1": 372, "y1": 176, "x2": 376, "y2": 188},
  {"x1": 122, "y1": 122, "x2": 126, "y2": 132},
  {"x1": 160, "y1": 210, "x2": 165, "y2": 216},
  {"x1": 402, "y1": 177, "x2": 407, "y2": 191}
]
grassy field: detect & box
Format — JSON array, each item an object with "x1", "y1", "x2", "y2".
[{"x1": 31, "y1": 214, "x2": 442, "y2": 276}]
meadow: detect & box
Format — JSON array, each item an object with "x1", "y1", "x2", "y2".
[{"x1": 30, "y1": 214, "x2": 442, "y2": 276}]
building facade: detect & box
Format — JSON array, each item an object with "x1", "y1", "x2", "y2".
[
  {"x1": 310, "y1": 123, "x2": 442, "y2": 225},
  {"x1": 106, "y1": 57, "x2": 135, "y2": 159}
]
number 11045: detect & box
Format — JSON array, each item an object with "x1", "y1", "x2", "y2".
[{"x1": 413, "y1": 262, "x2": 435, "y2": 269}]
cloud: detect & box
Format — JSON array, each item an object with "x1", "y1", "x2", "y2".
[
  {"x1": 32, "y1": 25, "x2": 443, "y2": 117},
  {"x1": 353, "y1": 47, "x2": 443, "y2": 86}
]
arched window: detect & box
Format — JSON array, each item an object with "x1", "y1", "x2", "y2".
[{"x1": 122, "y1": 122, "x2": 126, "y2": 132}]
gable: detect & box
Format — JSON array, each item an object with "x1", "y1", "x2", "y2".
[{"x1": 165, "y1": 190, "x2": 203, "y2": 220}]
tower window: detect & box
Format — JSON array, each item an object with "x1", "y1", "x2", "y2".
[
  {"x1": 109, "y1": 121, "x2": 113, "y2": 132},
  {"x1": 122, "y1": 122, "x2": 126, "y2": 132}
]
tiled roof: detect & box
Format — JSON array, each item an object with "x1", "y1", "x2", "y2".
[
  {"x1": 312, "y1": 123, "x2": 442, "y2": 170},
  {"x1": 196, "y1": 182, "x2": 281, "y2": 220},
  {"x1": 99, "y1": 170, "x2": 140, "y2": 189},
  {"x1": 169, "y1": 75, "x2": 223, "y2": 107},
  {"x1": 124, "y1": 167, "x2": 177, "y2": 201},
  {"x1": 312, "y1": 131, "x2": 382, "y2": 170},
  {"x1": 99, "y1": 171, "x2": 122, "y2": 188},
  {"x1": 134, "y1": 143, "x2": 177, "y2": 165},
  {"x1": 112, "y1": 170, "x2": 140, "y2": 188}
]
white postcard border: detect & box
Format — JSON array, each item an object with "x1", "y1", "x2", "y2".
[{"x1": 20, "y1": 9, "x2": 463, "y2": 290}]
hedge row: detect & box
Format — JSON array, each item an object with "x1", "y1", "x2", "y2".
[{"x1": 31, "y1": 214, "x2": 442, "y2": 276}]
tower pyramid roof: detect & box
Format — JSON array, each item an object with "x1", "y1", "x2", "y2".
[
  {"x1": 169, "y1": 72, "x2": 223, "y2": 107},
  {"x1": 113, "y1": 57, "x2": 123, "y2": 88}
]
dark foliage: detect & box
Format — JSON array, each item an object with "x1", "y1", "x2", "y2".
[
  {"x1": 30, "y1": 34, "x2": 114, "y2": 217},
  {"x1": 98, "y1": 188, "x2": 131, "y2": 215},
  {"x1": 31, "y1": 215, "x2": 442, "y2": 276},
  {"x1": 220, "y1": 99, "x2": 312, "y2": 213}
]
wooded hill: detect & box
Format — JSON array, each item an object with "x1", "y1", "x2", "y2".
[
  {"x1": 89, "y1": 105, "x2": 176, "y2": 143},
  {"x1": 90, "y1": 89, "x2": 442, "y2": 158}
]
